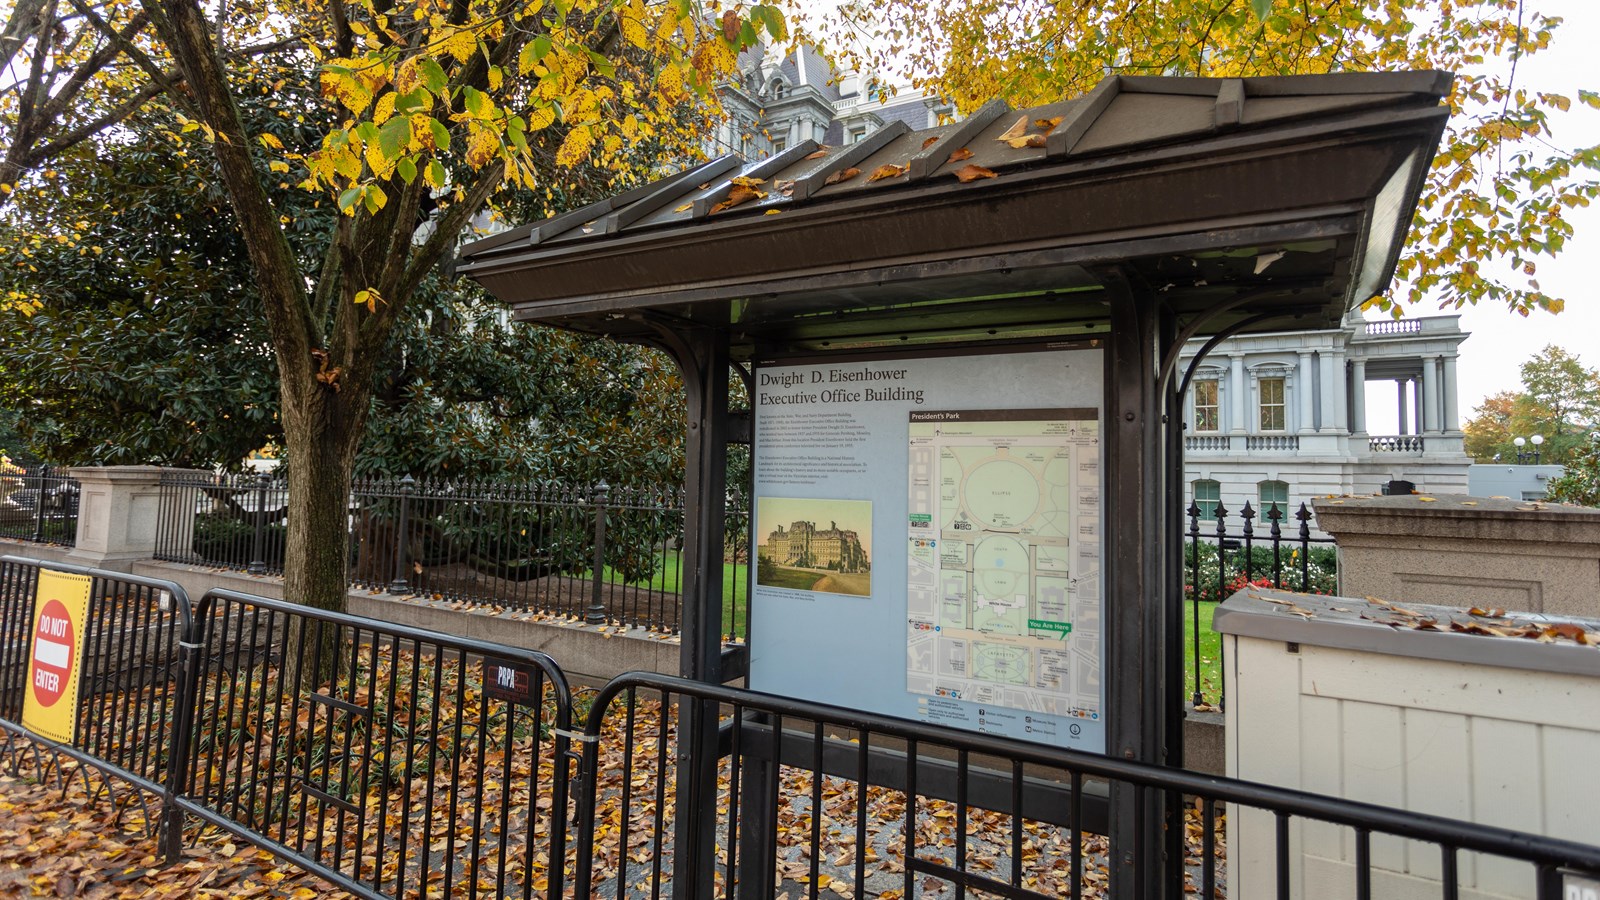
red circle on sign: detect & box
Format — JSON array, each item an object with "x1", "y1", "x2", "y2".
[{"x1": 31, "y1": 598, "x2": 75, "y2": 708}]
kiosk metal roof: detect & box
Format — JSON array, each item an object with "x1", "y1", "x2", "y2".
[{"x1": 458, "y1": 71, "x2": 1452, "y2": 358}]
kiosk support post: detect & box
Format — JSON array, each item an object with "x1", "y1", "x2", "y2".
[
  {"x1": 1103, "y1": 272, "x2": 1181, "y2": 898},
  {"x1": 650, "y1": 321, "x2": 732, "y2": 900}
]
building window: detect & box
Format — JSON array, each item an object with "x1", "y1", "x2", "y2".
[
  {"x1": 771, "y1": 139, "x2": 786, "y2": 155},
  {"x1": 1258, "y1": 376, "x2": 1286, "y2": 431},
  {"x1": 1258, "y1": 480, "x2": 1289, "y2": 517},
  {"x1": 1193, "y1": 480, "x2": 1220, "y2": 521},
  {"x1": 848, "y1": 125, "x2": 868, "y2": 144},
  {"x1": 1193, "y1": 380, "x2": 1219, "y2": 432},
  {"x1": 769, "y1": 78, "x2": 788, "y2": 99}
]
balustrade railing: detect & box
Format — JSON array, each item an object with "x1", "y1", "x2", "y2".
[
  {"x1": 1184, "y1": 434, "x2": 1232, "y2": 451},
  {"x1": 1245, "y1": 434, "x2": 1299, "y2": 451},
  {"x1": 1368, "y1": 434, "x2": 1425, "y2": 452}
]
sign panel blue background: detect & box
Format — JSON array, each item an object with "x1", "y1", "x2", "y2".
[{"x1": 749, "y1": 345, "x2": 1105, "y2": 753}]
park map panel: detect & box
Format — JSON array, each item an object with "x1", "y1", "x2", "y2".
[{"x1": 906, "y1": 409, "x2": 1102, "y2": 737}]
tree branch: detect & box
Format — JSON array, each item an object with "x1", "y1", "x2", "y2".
[
  {"x1": 0, "y1": 0, "x2": 50, "y2": 76},
  {"x1": 141, "y1": 0, "x2": 322, "y2": 399}
]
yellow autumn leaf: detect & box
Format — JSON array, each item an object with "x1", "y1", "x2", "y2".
[{"x1": 555, "y1": 125, "x2": 596, "y2": 167}]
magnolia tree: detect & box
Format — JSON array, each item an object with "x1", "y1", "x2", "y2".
[{"x1": 807, "y1": 0, "x2": 1600, "y2": 317}]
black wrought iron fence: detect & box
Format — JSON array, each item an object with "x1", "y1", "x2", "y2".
[
  {"x1": 155, "y1": 471, "x2": 752, "y2": 636},
  {"x1": 0, "y1": 464, "x2": 80, "y2": 546},
  {"x1": 154, "y1": 472, "x2": 288, "y2": 575},
  {"x1": 2, "y1": 554, "x2": 1600, "y2": 900},
  {"x1": 1184, "y1": 501, "x2": 1338, "y2": 709}
]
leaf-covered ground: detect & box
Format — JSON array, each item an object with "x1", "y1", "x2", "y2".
[{"x1": 0, "y1": 758, "x2": 351, "y2": 899}]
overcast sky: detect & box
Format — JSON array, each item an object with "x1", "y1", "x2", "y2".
[{"x1": 1363, "y1": 0, "x2": 1600, "y2": 431}]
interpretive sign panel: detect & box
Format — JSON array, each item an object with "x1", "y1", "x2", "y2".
[{"x1": 750, "y1": 345, "x2": 1104, "y2": 752}]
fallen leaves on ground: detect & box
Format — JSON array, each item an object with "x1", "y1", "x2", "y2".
[{"x1": 0, "y1": 765, "x2": 351, "y2": 899}]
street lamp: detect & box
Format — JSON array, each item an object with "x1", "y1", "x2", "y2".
[{"x1": 1513, "y1": 434, "x2": 1544, "y2": 464}]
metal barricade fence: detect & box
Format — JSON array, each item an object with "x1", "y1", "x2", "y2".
[
  {"x1": 572, "y1": 672, "x2": 1600, "y2": 900},
  {"x1": 3, "y1": 553, "x2": 1600, "y2": 899},
  {"x1": 0, "y1": 555, "x2": 194, "y2": 858},
  {"x1": 175, "y1": 588, "x2": 577, "y2": 900}
]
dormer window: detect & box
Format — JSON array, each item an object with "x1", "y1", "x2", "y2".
[{"x1": 769, "y1": 78, "x2": 788, "y2": 100}]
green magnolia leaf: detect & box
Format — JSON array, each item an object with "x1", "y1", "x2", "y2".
[
  {"x1": 1251, "y1": 0, "x2": 1272, "y2": 19},
  {"x1": 337, "y1": 186, "x2": 362, "y2": 212},
  {"x1": 396, "y1": 156, "x2": 418, "y2": 184}
]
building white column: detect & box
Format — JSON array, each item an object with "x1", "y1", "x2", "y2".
[
  {"x1": 1297, "y1": 350, "x2": 1315, "y2": 434},
  {"x1": 1330, "y1": 349, "x2": 1349, "y2": 431},
  {"x1": 1229, "y1": 354, "x2": 1247, "y2": 433},
  {"x1": 1442, "y1": 353, "x2": 1460, "y2": 432},
  {"x1": 1350, "y1": 359, "x2": 1368, "y2": 434},
  {"x1": 788, "y1": 119, "x2": 801, "y2": 146},
  {"x1": 1318, "y1": 351, "x2": 1338, "y2": 433},
  {"x1": 1420, "y1": 357, "x2": 1439, "y2": 433},
  {"x1": 1397, "y1": 378, "x2": 1409, "y2": 435}
]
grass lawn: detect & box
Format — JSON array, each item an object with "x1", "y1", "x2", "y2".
[
  {"x1": 601, "y1": 550, "x2": 752, "y2": 639},
  {"x1": 1184, "y1": 599, "x2": 1223, "y2": 707}
]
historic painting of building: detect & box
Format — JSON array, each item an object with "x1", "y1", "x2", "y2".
[{"x1": 760, "y1": 519, "x2": 870, "y2": 574}]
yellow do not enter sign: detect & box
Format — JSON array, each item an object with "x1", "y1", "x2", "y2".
[{"x1": 22, "y1": 569, "x2": 92, "y2": 744}]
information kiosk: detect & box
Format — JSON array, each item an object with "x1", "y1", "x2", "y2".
[{"x1": 459, "y1": 70, "x2": 1453, "y2": 898}]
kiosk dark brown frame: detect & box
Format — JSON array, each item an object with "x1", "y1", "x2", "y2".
[{"x1": 459, "y1": 70, "x2": 1453, "y2": 899}]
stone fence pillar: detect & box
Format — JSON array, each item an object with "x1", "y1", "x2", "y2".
[
  {"x1": 66, "y1": 466, "x2": 210, "y2": 572},
  {"x1": 1313, "y1": 493, "x2": 1600, "y2": 618}
]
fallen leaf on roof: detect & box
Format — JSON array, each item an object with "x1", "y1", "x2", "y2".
[
  {"x1": 1468, "y1": 607, "x2": 1507, "y2": 618},
  {"x1": 867, "y1": 163, "x2": 908, "y2": 182},
  {"x1": 997, "y1": 114, "x2": 1029, "y2": 142},
  {"x1": 764, "y1": 209, "x2": 782, "y2": 215},
  {"x1": 954, "y1": 163, "x2": 997, "y2": 183},
  {"x1": 823, "y1": 166, "x2": 860, "y2": 185},
  {"x1": 947, "y1": 147, "x2": 973, "y2": 163},
  {"x1": 711, "y1": 183, "x2": 766, "y2": 213},
  {"x1": 1035, "y1": 116, "x2": 1064, "y2": 133},
  {"x1": 1417, "y1": 496, "x2": 1436, "y2": 502},
  {"x1": 730, "y1": 175, "x2": 766, "y2": 188},
  {"x1": 921, "y1": 136, "x2": 940, "y2": 149},
  {"x1": 1005, "y1": 133, "x2": 1048, "y2": 149},
  {"x1": 804, "y1": 148, "x2": 829, "y2": 160},
  {"x1": 697, "y1": 182, "x2": 710, "y2": 190},
  {"x1": 673, "y1": 203, "x2": 692, "y2": 213}
]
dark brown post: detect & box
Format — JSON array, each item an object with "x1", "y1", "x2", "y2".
[
  {"x1": 647, "y1": 322, "x2": 730, "y2": 900},
  {"x1": 1102, "y1": 271, "x2": 1179, "y2": 899}
]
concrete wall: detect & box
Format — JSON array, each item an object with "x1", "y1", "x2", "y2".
[
  {"x1": 1218, "y1": 590, "x2": 1600, "y2": 900},
  {"x1": 1314, "y1": 493, "x2": 1600, "y2": 617}
]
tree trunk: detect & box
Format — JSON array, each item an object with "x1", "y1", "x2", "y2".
[{"x1": 279, "y1": 379, "x2": 365, "y2": 688}]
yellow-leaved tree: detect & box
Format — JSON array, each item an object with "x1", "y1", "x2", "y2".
[
  {"x1": 807, "y1": 0, "x2": 1599, "y2": 316},
  {"x1": 122, "y1": 0, "x2": 780, "y2": 636}
]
